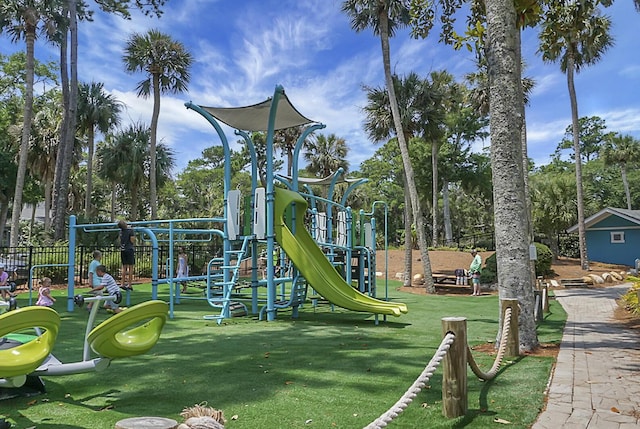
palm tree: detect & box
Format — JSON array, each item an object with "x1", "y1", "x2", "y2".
[
  {"x1": 363, "y1": 72, "x2": 429, "y2": 287},
  {"x1": 342, "y1": 0, "x2": 435, "y2": 292},
  {"x1": 303, "y1": 133, "x2": 349, "y2": 178},
  {"x1": 77, "y1": 81, "x2": 122, "y2": 217},
  {"x1": 0, "y1": 0, "x2": 54, "y2": 246},
  {"x1": 98, "y1": 123, "x2": 175, "y2": 220},
  {"x1": 28, "y1": 90, "x2": 62, "y2": 233},
  {"x1": 538, "y1": 1, "x2": 613, "y2": 270},
  {"x1": 98, "y1": 124, "x2": 148, "y2": 219},
  {"x1": 485, "y1": 0, "x2": 538, "y2": 350},
  {"x1": 123, "y1": 29, "x2": 192, "y2": 219},
  {"x1": 601, "y1": 134, "x2": 640, "y2": 210},
  {"x1": 274, "y1": 125, "x2": 306, "y2": 177}
]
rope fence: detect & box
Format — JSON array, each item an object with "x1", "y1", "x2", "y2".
[
  {"x1": 363, "y1": 299, "x2": 521, "y2": 428},
  {"x1": 364, "y1": 332, "x2": 456, "y2": 429}
]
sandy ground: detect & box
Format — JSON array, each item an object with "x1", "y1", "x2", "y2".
[{"x1": 378, "y1": 249, "x2": 630, "y2": 281}]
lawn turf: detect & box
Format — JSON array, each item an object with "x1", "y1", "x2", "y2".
[{"x1": 1, "y1": 282, "x2": 564, "y2": 428}]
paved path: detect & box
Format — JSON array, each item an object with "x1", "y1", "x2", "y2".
[{"x1": 532, "y1": 284, "x2": 640, "y2": 429}]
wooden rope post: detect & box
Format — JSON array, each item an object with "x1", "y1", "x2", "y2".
[
  {"x1": 533, "y1": 290, "x2": 542, "y2": 322},
  {"x1": 501, "y1": 299, "x2": 520, "y2": 357},
  {"x1": 441, "y1": 317, "x2": 467, "y2": 418}
]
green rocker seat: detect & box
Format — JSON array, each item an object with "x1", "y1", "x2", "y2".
[
  {"x1": 87, "y1": 300, "x2": 168, "y2": 360},
  {"x1": 0, "y1": 306, "x2": 60, "y2": 379}
]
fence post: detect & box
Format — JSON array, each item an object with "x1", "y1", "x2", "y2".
[
  {"x1": 542, "y1": 283, "x2": 549, "y2": 313},
  {"x1": 533, "y1": 290, "x2": 542, "y2": 322},
  {"x1": 501, "y1": 299, "x2": 520, "y2": 357},
  {"x1": 441, "y1": 317, "x2": 467, "y2": 418}
]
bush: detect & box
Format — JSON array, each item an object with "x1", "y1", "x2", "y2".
[
  {"x1": 478, "y1": 242, "x2": 553, "y2": 284},
  {"x1": 480, "y1": 253, "x2": 497, "y2": 284},
  {"x1": 534, "y1": 242, "x2": 553, "y2": 277}
]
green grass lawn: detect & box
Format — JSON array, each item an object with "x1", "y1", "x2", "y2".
[{"x1": 1, "y1": 283, "x2": 565, "y2": 428}]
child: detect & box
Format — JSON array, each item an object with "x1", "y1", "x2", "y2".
[
  {"x1": 176, "y1": 247, "x2": 189, "y2": 293},
  {"x1": 92, "y1": 265, "x2": 124, "y2": 314},
  {"x1": 87, "y1": 250, "x2": 103, "y2": 311},
  {"x1": 36, "y1": 277, "x2": 56, "y2": 307},
  {"x1": 0, "y1": 264, "x2": 9, "y2": 301}
]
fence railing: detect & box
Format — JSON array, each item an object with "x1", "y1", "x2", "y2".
[{"x1": 0, "y1": 244, "x2": 224, "y2": 288}]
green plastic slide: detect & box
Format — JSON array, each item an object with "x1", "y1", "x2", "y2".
[{"x1": 274, "y1": 188, "x2": 408, "y2": 317}]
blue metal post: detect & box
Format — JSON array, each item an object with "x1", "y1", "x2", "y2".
[{"x1": 67, "y1": 215, "x2": 77, "y2": 312}]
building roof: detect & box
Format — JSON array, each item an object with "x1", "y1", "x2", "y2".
[{"x1": 566, "y1": 207, "x2": 640, "y2": 233}]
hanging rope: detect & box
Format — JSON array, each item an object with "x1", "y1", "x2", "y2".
[
  {"x1": 467, "y1": 306, "x2": 513, "y2": 380},
  {"x1": 363, "y1": 332, "x2": 456, "y2": 429}
]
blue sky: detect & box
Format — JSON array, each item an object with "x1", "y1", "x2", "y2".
[{"x1": 2, "y1": 0, "x2": 639, "y2": 175}]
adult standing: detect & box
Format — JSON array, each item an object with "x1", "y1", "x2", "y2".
[
  {"x1": 118, "y1": 220, "x2": 136, "y2": 290},
  {"x1": 469, "y1": 249, "x2": 482, "y2": 296}
]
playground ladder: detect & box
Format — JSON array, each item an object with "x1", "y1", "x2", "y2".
[{"x1": 203, "y1": 236, "x2": 250, "y2": 324}]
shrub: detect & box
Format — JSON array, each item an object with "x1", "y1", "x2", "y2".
[
  {"x1": 534, "y1": 242, "x2": 553, "y2": 277},
  {"x1": 480, "y1": 253, "x2": 497, "y2": 284},
  {"x1": 478, "y1": 242, "x2": 552, "y2": 284}
]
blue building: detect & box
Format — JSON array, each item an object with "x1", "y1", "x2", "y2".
[{"x1": 567, "y1": 208, "x2": 640, "y2": 267}]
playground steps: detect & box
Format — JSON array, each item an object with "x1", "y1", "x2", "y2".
[
  {"x1": 561, "y1": 278, "x2": 590, "y2": 288},
  {"x1": 204, "y1": 236, "x2": 250, "y2": 324}
]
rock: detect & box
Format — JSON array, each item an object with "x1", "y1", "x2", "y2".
[
  {"x1": 602, "y1": 272, "x2": 613, "y2": 283},
  {"x1": 549, "y1": 279, "x2": 560, "y2": 288},
  {"x1": 582, "y1": 276, "x2": 594, "y2": 285},
  {"x1": 610, "y1": 271, "x2": 624, "y2": 281},
  {"x1": 588, "y1": 274, "x2": 604, "y2": 284}
]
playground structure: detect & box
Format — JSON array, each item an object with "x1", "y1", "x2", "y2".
[
  {"x1": 60, "y1": 85, "x2": 405, "y2": 323},
  {"x1": 0, "y1": 295, "x2": 168, "y2": 398}
]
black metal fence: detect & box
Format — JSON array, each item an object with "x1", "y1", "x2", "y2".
[{"x1": 1, "y1": 243, "x2": 225, "y2": 289}]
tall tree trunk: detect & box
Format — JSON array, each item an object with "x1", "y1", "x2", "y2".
[
  {"x1": 403, "y1": 184, "x2": 412, "y2": 287},
  {"x1": 44, "y1": 179, "x2": 52, "y2": 234},
  {"x1": 485, "y1": 0, "x2": 537, "y2": 351},
  {"x1": 0, "y1": 195, "x2": 9, "y2": 246},
  {"x1": 378, "y1": 7, "x2": 434, "y2": 293},
  {"x1": 431, "y1": 141, "x2": 439, "y2": 247},
  {"x1": 149, "y1": 74, "x2": 161, "y2": 220},
  {"x1": 515, "y1": 28, "x2": 537, "y2": 297},
  {"x1": 442, "y1": 181, "x2": 453, "y2": 246},
  {"x1": 110, "y1": 182, "x2": 116, "y2": 221},
  {"x1": 567, "y1": 55, "x2": 589, "y2": 271},
  {"x1": 621, "y1": 166, "x2": 631, "y2": 210},
  {"x1": 10, "y1": 20, "x2": 37, "y2": 247},
  {"x1": 85, "y1": 126, "x2": 95, "y2": 217},
  {"x1": 53, "y1": 1, "x2": 79, "y2": 240}
]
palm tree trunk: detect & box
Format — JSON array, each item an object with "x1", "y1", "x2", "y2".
[
  {"x1": 44, "y1": 180, "x2": 52, "y2": 233},
  {"x1": 431, "y1": 142, "x2": 439, "y2": 247},
  {"x1": 149, "y1": 74, "x2": 161, "y2": 220},
  {"x1": 378, "y1": 7, "x2": 434, "y2": 293},
  {"x1": 53, "y1": 0, "x2": 79, "y2": 240},
  {"x1": 486, "y1": 0, "x2": 537, "y2": 351},
  {"x1": 403, "y1": 184, "x2": 412, "y2": 287},
  {"x1": 621, "y1": 166, "x2": 631, "y2": 210},
  {"x1": 567, "y1": 55, "x2": 589, "y2": 271},
  {"x1": 0, "y1": 195, "x2": 9, "y2": 245},
  {"x1": 10, "y1": 19, "x2": 36, "y2": 247},
  {"x1": 85, "y1": 126, "x2": 95, "y2": 217},
  {"x1": 110, "y1": 182, "x2": 116, "y2": 221},
  {"x1": 442, "y1": 181, "x2": 453, "y2": 246}
]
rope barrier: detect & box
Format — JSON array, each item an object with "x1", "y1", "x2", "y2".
[
  {"x1": 467, "y1": 306, "x2": 513, "y2": 380},
  {"x1": 363, "y1": 332, "x2": 456, "y2": 429}
]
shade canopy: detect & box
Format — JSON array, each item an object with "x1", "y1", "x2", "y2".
[
  {"x1": 279, "y1": 171, "x2": 364, "y2": 186},
  {"x1": 200, "y1": 92, "x2": 316, "y2": 132}
]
